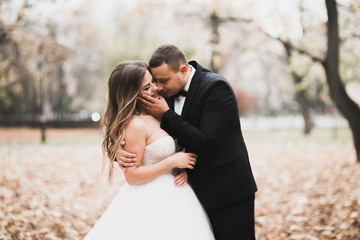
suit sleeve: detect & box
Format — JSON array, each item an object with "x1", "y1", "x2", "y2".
[{"x1": 161, "y1": 81, "x2": 236, "y2": 155}]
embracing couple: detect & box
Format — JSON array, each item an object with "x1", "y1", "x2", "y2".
[{"x1": 84, "y1": 44, "x2": 257, "y2": 240}]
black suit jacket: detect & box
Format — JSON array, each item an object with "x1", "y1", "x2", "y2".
[{"x1": 161, "y1": 61, "x2": 257, "y2": 208}]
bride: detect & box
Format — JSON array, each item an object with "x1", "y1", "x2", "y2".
[{"x1": 84, "y1": 61, "x2": 215, "y2": 240}]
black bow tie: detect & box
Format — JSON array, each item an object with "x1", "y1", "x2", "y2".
[{"x1": 174, "y1": 89, "x2": 187, "y2": 98}]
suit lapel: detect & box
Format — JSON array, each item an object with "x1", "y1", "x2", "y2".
[
  {"x1": 181, "y1": 61, "x2": 201, "y2": 117},
  {"x1": 168, "y1": 97, "x2": 175, "y2": 111}
]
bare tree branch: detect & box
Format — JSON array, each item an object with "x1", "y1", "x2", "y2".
[
  {"x1": 246, "y1": 17, "x2": 325, "y2": 65},
  {"x1": 6, "y1": 0, "x2": 31, "y2": 34},
  {"x1": 289, "y1": 43, "x2": 325, "y2": 64}
]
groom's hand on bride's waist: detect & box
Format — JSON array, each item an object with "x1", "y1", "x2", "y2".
[
  {"x1": 172, "y1": 168, "x2": 188, "y2": 187},
  {"x1": 116, "y1": 141, "x2": 137, "y2": 172}
]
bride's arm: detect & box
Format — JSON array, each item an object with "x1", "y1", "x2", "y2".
[{"x1": 123, "y1": 117, "x2": 196, "y2": 186}]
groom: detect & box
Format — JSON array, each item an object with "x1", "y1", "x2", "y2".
[{"x1": 118, "y1": 44, "x2": 257, "y2": 240}]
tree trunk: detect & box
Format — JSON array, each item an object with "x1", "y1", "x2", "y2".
[
  {"x1": 297, "y1": 86, "x2": 312, "y2": 135},
  {"x1": 325, "y1": 0, "x2": 360, "y2": 162},
  {"x1": 209, "y1": 11, "x2": 221, "y2": 73},
  {"x1": 282, "y1": 41, "x2": 313, "y2": 135}
]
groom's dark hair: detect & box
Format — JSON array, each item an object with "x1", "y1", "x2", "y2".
[{"x1": 149, "y1": 44, "x2": 189, "y2": 72}]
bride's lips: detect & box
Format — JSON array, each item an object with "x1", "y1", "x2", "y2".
[{"x1": 152, "y1": 92, "x2": 158, "y2": 98}]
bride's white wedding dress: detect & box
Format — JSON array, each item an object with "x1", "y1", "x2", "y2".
[{"x1": 84, "y1": 136, "x2": 215, "y2": 240}]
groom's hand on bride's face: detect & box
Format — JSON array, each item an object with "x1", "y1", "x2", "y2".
[
  {"x1": 116, "y1": 143, "x2": 137, "y2": 172},
  {"x1": 138, "y1": 94, "x2": 169, "y2": 119}
]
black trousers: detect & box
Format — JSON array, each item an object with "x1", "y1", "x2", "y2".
[{"x1": 205, "y1": 194, "x2": 256, "y2": 240}]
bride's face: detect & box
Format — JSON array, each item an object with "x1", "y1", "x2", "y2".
[{"x1": 139, "y1": 70, "x2": 159, "y2": 98}]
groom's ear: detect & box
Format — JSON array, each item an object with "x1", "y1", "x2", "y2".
[{"x1": 179, "y1": 65, "x2": 188, "y2": 74}]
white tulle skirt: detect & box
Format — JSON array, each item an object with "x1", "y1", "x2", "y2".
[{"x1": 84, "y1": 174, "x2": 215, "y2": 240}]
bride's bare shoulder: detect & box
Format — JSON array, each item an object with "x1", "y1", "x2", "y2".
[{"x1": 125, "y1": 115, "x2": 147, "y2": 135}]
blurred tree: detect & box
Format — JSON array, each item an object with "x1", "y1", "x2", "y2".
[
  {"x1": 0, "y1": 0, "x2": 104, "y2": 122},
  {"x1": 246, "y1": 0, "x2": 319, "y2": 134},
  {"x1": 286, "y1": 0, "x2": 360, "y2": 161},
  {"x1": 323, "y1": 0, "x2": 360, "y2": 162},
  {"x1": 0, "y1": 0, "x2": 40, "y2": 118},
  {"x1": 245, "y1": 0, "x2": 360, "y2": 144},
  {"x1": 38, "y1": 34, "x2": 71, "y2": 120},
  {"x1": 256, "y1": 30, "x2": 314, "y2": 134},
  {"x1": 260, "y1": 0, "x2": 360, "y2": 161},
  {"x1": 209, "y1": 10, "x2": 221, "y2": 73},
  {"x1": 208, "y1": 0, "x2": 248, "y2": 74},
  {"x1": 169, "y1": 0, "x2": 261, "y2": 115}
]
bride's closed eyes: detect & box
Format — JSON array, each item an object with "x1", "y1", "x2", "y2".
[{"x1": 143, "y1": 79, "x2": 157, "y2": 91}]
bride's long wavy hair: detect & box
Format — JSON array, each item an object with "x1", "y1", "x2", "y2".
[{"x1": 101, "y1": 61, "x2": 149, "y2": 182}]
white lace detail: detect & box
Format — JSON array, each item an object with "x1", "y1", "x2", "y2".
[{"x1": 142, "y1": 136, "x2": 176, "y2": 166}]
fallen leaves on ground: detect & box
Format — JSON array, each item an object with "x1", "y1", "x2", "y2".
[
  {"x1": 249, "y1": 130, "x2": 360, "y2": 240},
  {"x1": 0, "y1": 128, "x2": 359, "y2": 239}
]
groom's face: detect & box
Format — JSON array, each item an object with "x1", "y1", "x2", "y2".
[{"x1": 150, "y1": 63, "x2": 186, "y2": 97}]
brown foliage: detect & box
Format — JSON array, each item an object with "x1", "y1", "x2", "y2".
[
  {"x1": 248, "y1": 130, "x2": 360, "y2": 240},
  {"x1": 0, "y1": 128, "x2": 359, "y2": 239}
]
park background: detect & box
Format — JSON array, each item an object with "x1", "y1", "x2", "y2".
[{"x1": 0, "y1": 0, "x2": 359, "y2": 239}]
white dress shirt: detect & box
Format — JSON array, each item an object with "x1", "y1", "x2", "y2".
[{"x1": 174, "y1": 65, "x2": 196, "y2": 115}]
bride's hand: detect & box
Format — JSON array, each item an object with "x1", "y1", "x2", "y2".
[
  {"x1": 174, "y1": 169, "x2": 188, "y2": 187},
  {"x1": 171, "y1": 151, "x2": 197, "y2": 169}
]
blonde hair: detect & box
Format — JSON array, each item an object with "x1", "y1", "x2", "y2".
[{"x1": 101, "y1": 61, "x2": 149, "y2": 182}]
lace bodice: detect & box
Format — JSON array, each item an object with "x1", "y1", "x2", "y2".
[{"x1": 142, "y1": 136, "x2": 176, "y2": 166}]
